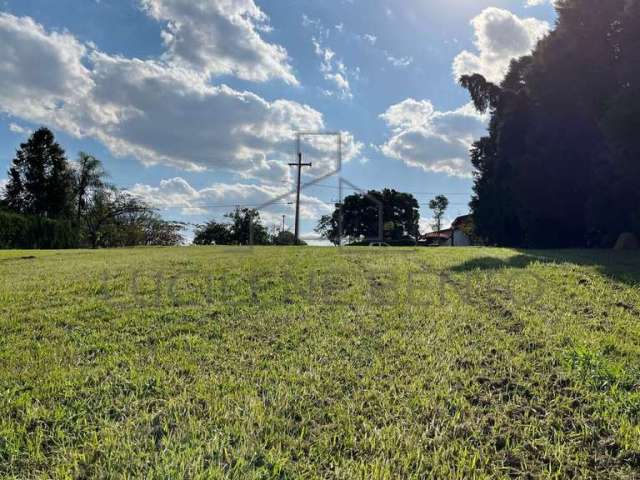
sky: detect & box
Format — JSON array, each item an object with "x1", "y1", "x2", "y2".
[{"x1": 0, "y1": 0, "x2": 557, "y2": 243}]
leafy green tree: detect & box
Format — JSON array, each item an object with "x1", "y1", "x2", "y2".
[
  {"x1": 1, "y1": 128, "x2": 184, "y2": 249},
  {"x1": 81, "y1": 188, "x2": 183, "y2": 248},
  {"x1": 272, "y1": 230, "x2": 306, "y2": 246},
  {"x1": 141, "y1": 218, "x2": 185, "y2": 246},
  {"x1": 461, "y1": 60, "x2": 531, "y2": 246},
  {"x1": 194, "y1": 221, "x2": 233, "y2": 245},
  {"x1": 316, "y1": 189, "x2": 420, "y2": 245},
  {"x1": 74, "y1": 152, "x2": 108, "y2": 220},
  {"x1": 315, "y1": 215, "x2": 339, "y2": 245},
  {"x1": 225, "y1": 208, "x2": 270, "y2": 245},
  {"x1": 428, "y1": 195, "x2": 449, "y2": 233},
  {"x1": 4, "y1": 127, "x2": 75, "y2": 218},
  {"x1": 194, "y1": 208, "x2": 270, "y2": 246},
  {"x1": 83, "y1": 189, "x2": 148, "y2": 248}
]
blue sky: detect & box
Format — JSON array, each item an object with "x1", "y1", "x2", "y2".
[{"x1": 0, "y1": 0, "x2": 556, "y2": 241}]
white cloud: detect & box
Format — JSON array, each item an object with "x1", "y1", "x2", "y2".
[
  {"x1": 325, "y1": 72, "x2": 351, "y2": 96},
  {"x1": 140, "y1": 0, "x2": 297, "y2": 84},
  {"x1": 526, "y1": 0, "x2": 557, "y2": 6},
  {"x1": 313, "y1": 39, "x2": 335, "y2": 72},
  {"x1": 8, "y1": 123, "x2": 28, "y2": 134},
  {"x1": 312, "y1": 37, "x2": 353, "y2": 99},
  {"x1": 300, "y1": 231, "x2": 326, "y2": 241},
  {"x1": 380, "y1": 99, "x2": 435, "y2": 130},
  {"x1": 85, "y1": 52, "x2": 322, "y2": 176},
  {"x1": 0, "y1": 13, "x2": 362, "y2": 184},
  {"x1": 127, "y1": 177, "x2": 332, "y2": 222},
  {"x1": 128, "y1": 177, "x2": 203, "y2": 214},
  {"x1": 419, "y1": 216, "x2": 456, "y2": 234},
  {"x1": 385, "y1": 52, "x2": 413, "y2": 68},
  {"x1": 380, "y1": 99, "x2": 488, "y2": 177},
  {"x1": 302, "y1": 15, "x2": 358, "y2": 100},
  {"x1": 0, "y1": 13, "x2": 93, "y2": 127},
  {"x1": 452, "y1": 7, "x2": 549, "y2": 83},
  {"x1": 297, "y1": 131, "x2": 363, "y2": 180},
  {"x1": 302, "y1": 14, "x2": 328, "y2": 37},
  {"x1": 361, "y1": 33, "x2": 377, "y2": 45}
]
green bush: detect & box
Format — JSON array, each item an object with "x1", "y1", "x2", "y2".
[{"x1": 0, "y1": 211, "x2": 79, "y2": 249}]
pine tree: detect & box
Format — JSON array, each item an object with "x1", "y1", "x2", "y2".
[{"x1": 4, "y1": 127, "x2": 75, "y2": 218}]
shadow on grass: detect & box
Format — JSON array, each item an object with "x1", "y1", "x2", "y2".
[
  {"x1": 450, "y1": 254, "x2": 537, "y2": 273},
  {"x1": 451, "y1": 250, "x2": 640, "y2": 287}
]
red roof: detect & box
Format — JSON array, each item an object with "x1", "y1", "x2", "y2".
[
  {"x1": 421, "y1": 229, "x2": 452, "y2": 240},
  {"x1": 420, "y1": 214, "x2": 471, "y2": 241}
]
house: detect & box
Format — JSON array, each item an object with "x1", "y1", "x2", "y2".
[
  {"x1": 419, "y1": 215, "x2": 473, "y2": 247},
  {"x1": 421, "y1": 228, "x2": 454, "y2": 246}
]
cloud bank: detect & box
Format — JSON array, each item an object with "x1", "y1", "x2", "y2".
[
  {"x1": 140, "y1": 0, "x2": 298, "y2": 84},
  {"x1": 0, "y1": 10, "x2": 360, "y2": 185},
  {"x1": 127, "y1": 177, "x2": 332, "y2": 223},
  {"x1": 452, "y1": 7, "x2": 549, "y2": 84},
  {"x1": 380, "y1": 99, "x2": 487, "y2": 177}
]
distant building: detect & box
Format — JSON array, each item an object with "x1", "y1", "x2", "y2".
[
  {"x1": 421, "y1": 228, "x2": 454, "y2": 246},
  {"x1": 419, "y1": 215, "x2": 473, "y2": 247}
]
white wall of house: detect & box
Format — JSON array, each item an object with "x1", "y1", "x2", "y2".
[{"x1": 450, "y1": 229, "x2": 471, "y2": 247}]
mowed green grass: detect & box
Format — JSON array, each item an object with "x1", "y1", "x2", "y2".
[{"x1": 1, "y1": 247, "x2": 639, "y2": 479}]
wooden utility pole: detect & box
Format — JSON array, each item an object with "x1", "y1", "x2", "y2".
[
  {"x1": 281, "y1": 215, "x2": 286, "y2": 232},
  {"x1": 288, "y1": 152, "x2": 312, "y2": 244}
]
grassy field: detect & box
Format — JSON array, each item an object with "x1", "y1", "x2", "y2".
[{"x1": 1, "y1": 246, "x2": 639, "y2": 479}]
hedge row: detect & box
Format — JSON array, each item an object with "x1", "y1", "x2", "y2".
[{"x1": 0, "y1": 211, "x2": 79, "y2": 249}]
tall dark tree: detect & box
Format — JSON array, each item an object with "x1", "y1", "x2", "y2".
[
  {"x1": 461, "y1": 0, "x2": 639, "y2": 248},
  {"x1": 4, "y1": 167, "x2": 24, "y2": 213},
  {"x1": 597, "y1": 0, "x2": 640, "y2": 241},
  {"x1": 4, "y1": 128, "x2": 75, "y2": 218}
]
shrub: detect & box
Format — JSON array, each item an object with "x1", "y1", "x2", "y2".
[{"x1": 0, "y1": 210, "x2": 79, "y2": 249}]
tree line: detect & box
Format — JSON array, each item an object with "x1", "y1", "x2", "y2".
[
  {"x1": 0, "y1": 128, "x2": 442, "y2": 249},
  {"x1": 1, "y1": 127, "x2": 184, "y2": 248},
  {"x1": 461, "y1": 0, "x2": 640, "y2": 248},
  {"x1": 1, "y1": 129, "x2": 454, "y2": 249},
  {"x1": 193, "y1": 209, "x2": 306, "y2": 246},
  {"x1": 197, "y1": 190, "x2": 452, "y2": 246}
]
